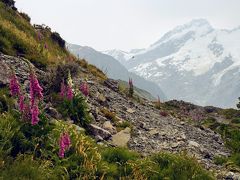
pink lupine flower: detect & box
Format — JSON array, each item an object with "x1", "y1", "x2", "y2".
[
  {"x1": 29, "y1": 73, "x2": 43, "y2": 106},
  {"x1": 66, "y1": 85, "x2": 73, "y2": 100},
  {"x1": 22, "y1": 103, "x2": 31, "y2": 122},
  {"x1": 18, "y1": 95, "x2": 25, "y2": 112},
  {"x1": 60, "y1": 80, "x2": 66, "y2": 98},
  {"x1": 9, "y1": 74, "x2": 21, "y2": 97},
  {"x1": 80, "y1": 82, "x2": 89, "y2": 97},
  {"x1": 59, "y1": 133, "x2": 71, "y2": 158},
  {"x1": 58, "y1": 149, "x2": 64, "y2": 158},
  {"x1": 31, "y1": 104, "x2": 40, "y2": 125}
]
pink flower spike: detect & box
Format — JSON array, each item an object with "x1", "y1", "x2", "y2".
[
  {"x1": 63, "y1": 133, "x2": 71, "y2": 147},
  {"x1": 58, "y1": 133, "x2": 71, "y2": 158},
  {"x1": 58, "y1": 149, "x2": 64, "y2": 158},
  {"x1": 9, "y1": 74, "x2": 21, "y2": 97},
  {"x1": 29, "y1": 73, "x2": 43, "y2": 106},
  {"x1": 18, "y1": 95, "x2": 25, "y2": 112},
  {"x1": 80, "y1": 82, "x2": 89, "y2": 97},
  {"x1": 60, "y1": 80, "x2": 66, "y2": 98},
  {"x1": 31, "y1": 104, "x2": 40, "y2": 125},
  {"x1": 66, "y1": 85, "x2": 73, "y2": 100}
]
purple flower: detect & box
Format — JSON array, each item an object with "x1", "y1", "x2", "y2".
[
  {"x1": 44, "y1": 43, "x2": 48, "y2": 49},
  {"x1": 18, "y1": 95, "x2": 25, "y2": 112},
  {"x1": 31, "y1": 104, "x2": 40, "y2": 125},
  {"x1": 22, "y1": 103, "x2": 31, "y2": 122},
  {"x1": 80, "y1": 82, "x2": 89, "y2": 97},
  {"x1": 59, "y1": 133, "x2": 71, "y2": 158},
  {"x1": 9, "y1": 74, "x2": 21, "y2": 97},
  {"x1": 58, "y1": 149, "x2": 64, "y2": 158},
  {"x1": 60, "y1": 80, "x2": 66, "y2": 98},
  {"x1": 29, "y1": 73, "x2": 43, "y2": 106},
  {"x1": 66, "y1": 85, "x2": 73, "y2": 100}
]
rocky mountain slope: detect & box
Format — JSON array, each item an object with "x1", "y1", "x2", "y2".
[
  {"x1": 67, "y1": 43, "x2": 166, "y2": 100},
  {"x1": 104, "y1": 19, "x2": 240, "y2": 108},
  {"x1": 1, "y1": 53, "x2": 239, "y2": 179},
  {"x1": 0, "y1": 2, "x2": 239, "y2": 179}
]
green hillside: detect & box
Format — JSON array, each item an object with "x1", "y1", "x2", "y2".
[{"x1": 0, "y1": 0, "x2": 73, "y2": 68}]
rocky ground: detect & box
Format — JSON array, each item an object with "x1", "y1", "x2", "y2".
[{"x1": 1, "y1": 53, "x2": 239, "y2": 179}]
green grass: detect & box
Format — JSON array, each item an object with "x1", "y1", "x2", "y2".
[
  {"x1": 0, "y1": 105, "x2": 214, "y2": 179},
  {"x1": 0, "y1": 2, "x2": 73, "y2": 68}
]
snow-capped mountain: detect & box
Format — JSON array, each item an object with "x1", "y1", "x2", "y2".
[
  {"x1": 66, "y1": 43, "x2": 166, "y2": 100},
  {"x1": 103, "y1": 19, "x2": 240, "y2": 108}
]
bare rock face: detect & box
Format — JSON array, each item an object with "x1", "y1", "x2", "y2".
[
  {"x1": 0, "y1": 60, "x2": 11, "y2": 86},
  {"x1": 88, "y1": 124, "x2": 112, "y2": 141},
  {"x1": 0, "y1": 53, "x2": 45, "y2": 86}
]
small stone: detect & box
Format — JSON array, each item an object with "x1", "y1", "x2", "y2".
[
  {"x1": 149, "y1": 129, "x2": 159, "y2": 136},
  {"x1": 103, "y1": 121, "x2": 116, "y2": 132},
  {"x1": 225, "y1": 172, "x2": 234, "y2": 179},
  {"x1": 88, "y1": 124, "x2": 112, "y2": 140},
  {"x1": 180, "y1": 121, "x2": 185, "y2": 125},
  {"x1": 171, "y1": 142, "x2": 179, "y2": 148},
  {"x1": 188, "y1": 140, "x2": 200, "y2": 148},
  {"x1": 127, "y1": 108, "x2": 135, "y2": 114},
  {"x1": 98, "y1": 94, "x2": 106, "y2": 102}
]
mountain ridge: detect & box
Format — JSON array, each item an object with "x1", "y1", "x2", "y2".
[
  {"x1": 103, "y1": 19, "x2": 240, "y2": 108},
  {"x1": 67, "y1": 43, "x2": 167, "y2": 100}
]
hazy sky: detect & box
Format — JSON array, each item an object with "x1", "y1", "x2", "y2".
[{"x1": 16, "y1": 0, "x2": 240, "y2": 51}]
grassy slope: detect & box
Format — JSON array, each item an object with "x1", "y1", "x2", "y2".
[{"x1": 0, "y1": 2, "x2": 72, "y2": 67}]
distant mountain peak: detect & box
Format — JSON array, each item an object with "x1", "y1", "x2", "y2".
[
  {"x1": 151, "y1": 19, "x2": 213, "y2": 47},
  {"x1": 104, "y1": 19, "x2": 240, "y2": 108}
]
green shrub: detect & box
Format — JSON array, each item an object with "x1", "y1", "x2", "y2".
[
  {"x1": 57, "y1": 93, "x2": 91, "y2": 127},
  {"x1": 101, "y1": 147, "x2": 139, "y2": 178},
  {"x1": 0, "y1": 113, "x2": 20, "y2": 158},
  {"x1": 231, "y1": 154, "x2": 240, "y2": 167},
  {"x1": 221, "y1": 108, "x2": 240, "y2": 119},
  {"x1": 19, "y1": 12, "x2": 31, "y2": 22},
  {"x1": 150, "y1": 152, "x2": 214, "y2": 180},
  {"x1": 50, "y1": 32, "x2": 65, "y2": 48},
  {"x1": 231, "y1": 118, "x2": 240, "y2": 124},
  {"x1": 116, "y1": 120, "x2": 132, "y2": 132},
  {"x1": 45, "y1": 62, "x2": 79, "y2": 94},
  {"x1": 102, "y1": 147, "x2": 139, "y2": 165},
  {"x1": 1, "y1": 0, "x2": 15, "y2": 8},
  {"x1": 213, "y1": 155, "x2": 228, "y2": 165},
  {"x1": 100, "y1": 108, "x2": 119, "y2": 123},
  {"x1": 0, "y1": 154, "x2": 58, "y2": 180},
  {"x1": 0, "y1": 88, "x2": 15, "y2": 113}
]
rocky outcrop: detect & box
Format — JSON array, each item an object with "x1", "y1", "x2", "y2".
[
  {"x1": 87, "y1": 124, "x2": 112, "y2": 141},
  {"x1": 111, "y1": 127, "x2": 131, "y2": 147}
]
